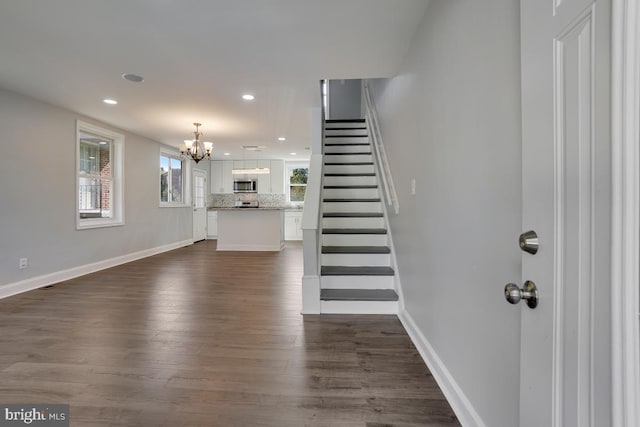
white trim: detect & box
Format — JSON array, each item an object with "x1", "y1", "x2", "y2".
[
  {"x1": 398, "y1": 309, "x2": 485, "y2": 427},
  {"x1": 301, "y1": 275, "x2": 321, "y2": 314},
  {"x1": 285, "y1": 161, "x2": 310, "y2": 206},
  {"x1": 215, "y1": 243, "x2": 284, "y2": 251},
  {"x1": 159, "y1": 148, "x2": 191, "y2": 208},
  {"x1": 611, "y1": 0, "x2": 640, "y2": 425},
  {"x1": 0, "y1": 239, "x2": 193, "y2": 300},
  {"x1": 76, "y1": 121, "x2": 125, "y2": 230}
]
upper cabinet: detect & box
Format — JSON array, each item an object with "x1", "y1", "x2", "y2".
[
  {"x1": 211, "y1": 159, "x2": 284, "y2": 194},
  {"x1": 269, "y1": 160, "x2": 285, "y2": 194},
  {"x1": 210, "y1": 160, "x2": 235, "y2": 193}
]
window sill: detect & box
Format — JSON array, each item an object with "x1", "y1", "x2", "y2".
[
  {"x1": 159, "y1": 203, "x2": 190, "y2": 208},
  {"x1": 77, "y1": 218, "x2": 124, "y2": 230}
]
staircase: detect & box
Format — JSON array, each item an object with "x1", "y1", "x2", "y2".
[{"x1": 320, "y1": 119, "x2": 398, "y2": 314}]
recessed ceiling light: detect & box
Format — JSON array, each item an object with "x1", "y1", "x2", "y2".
[
  {"x1": 122, "y1": 73, "x2": 144, "y2": 83},
  {"x1": 103, "y1": 99, "x2": 118, "y2": 105},
  {"x1": 242, "y1": 94, "x2": 255, "y2": 101},
  {"x1": 290, "y1": 152, "x2": 297, "y2": 156},
  {"x1": 223, "y1": 152, "x2": 231, "y2": 156},
  {"x1": 278, "y1": 137, "x2": 286, "y2": 141},
  {"x1": 99, "y1": 141, "x2": 108, "y2": 145}
]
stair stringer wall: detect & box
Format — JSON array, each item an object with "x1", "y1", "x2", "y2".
[{"x1": 365, "y1": 122, "x2": 405, "y2": 311}]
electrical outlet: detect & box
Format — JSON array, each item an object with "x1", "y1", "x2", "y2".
[
  {"x1": 411, "y1": 179, "x2": 416, "y2": 195},
  {"x1": 19, "y1": 258, "x2": 28, "y2": 269}
]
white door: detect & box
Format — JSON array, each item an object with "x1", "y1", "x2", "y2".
[
  {"x1": 519, "y1": 0, "x2": 611, "y2": 426},
  {"x1": 192, "y1": 169, "x2": 207, "y2": 242}
]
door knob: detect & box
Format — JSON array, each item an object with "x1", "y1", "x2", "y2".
[{"x1": 504, "y1": 280, "x2": 539, "y2": 309}]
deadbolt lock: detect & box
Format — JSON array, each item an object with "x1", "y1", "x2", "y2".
[{"x1": 519, "y1": 230, "x2": 539, "y2": 254}]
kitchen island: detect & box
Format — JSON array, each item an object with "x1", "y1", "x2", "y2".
[{"x1": 215, "y1": 208, "x2": 284, "y2": 251}]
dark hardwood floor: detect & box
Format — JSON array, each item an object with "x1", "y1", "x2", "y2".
[{"x1": 0, "y1": 241, "x2": 459, "y2": 426}]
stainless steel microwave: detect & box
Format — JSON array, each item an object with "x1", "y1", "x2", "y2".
[{"x1": 233, "y1": 180, "x2": 257, "y2": 193}]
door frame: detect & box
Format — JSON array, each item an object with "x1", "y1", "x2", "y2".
[
  {"x1": 611, "y1": 0, "x2": 640, "y2": 425},
  {"x1": 192, "y1": 168, "x2": 207, "y2": 242}
]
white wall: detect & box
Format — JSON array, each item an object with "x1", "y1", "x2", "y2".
[
  {"x1": 370, "y1": 1, "x2": 522, "y2": 426},
  {"x1": 0, "y1": 87, "x2": 202, "y2": 289},
  {"x1": 328, "y1": 79, "x2": 362, "y2": 119}
]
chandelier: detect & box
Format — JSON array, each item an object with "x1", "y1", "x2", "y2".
[{"x1": 179, "y1": 122, "x2": 213, "y2": 163}]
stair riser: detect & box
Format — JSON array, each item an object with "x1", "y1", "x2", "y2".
[
  {"x1": 322, "y1": 217, "x2": 385, "y2": 228},
  {"x1": 321, "y1": 253, "x2": 391, "y2": 266},
  {"x1": 323, "y1": 176, "x2": 377, "y2": 186},
  {"x1": 324, "y1": 144, "x2": 371, "y2": 154},
  {"x1": 321, "y1": 275, "x2": 394, "y2": 289},
  {"x1": 324, "y1": 136, "x2": 370, "y2": 145},
  {"x1": 323, "y1": 188, "x2": 379, "y2": 199},
  {"x1": 324, "y1": 129, "x2": 368, "y2": 136},
  {"x1": 324, "y1": 154, "x2": 373, "y2": 163},
  {"x1": 323, "y1": 202, "x2": 382, "y2": 213},
  {"x1": 323, "y1": 164, "x2": 375, "y2": 174},
  {"x1": 322, "y1": 234, "x2": 388, "y2": 246},
  {"x1": 320, "y1": 300, "x2": 398, "y2": 315},
  {"x1": 325, "y1": 122, "x2": 366, "y2": 129}
]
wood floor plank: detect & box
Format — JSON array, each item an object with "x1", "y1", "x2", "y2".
[{"x1": 0, "y1": 240, "x2": 459, "y2": 426}]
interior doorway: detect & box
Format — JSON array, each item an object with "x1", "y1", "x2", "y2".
[{"x1": 192, "y1": 169, "x2": 207, "y2": 242}]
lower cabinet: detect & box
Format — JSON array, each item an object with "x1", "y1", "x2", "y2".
[
  {"x1": 284, "y1": 211, "x2": 303, "y2": 241},
  {"x1": 207, "y1": 211, "x2": 218, "y2": 238}
]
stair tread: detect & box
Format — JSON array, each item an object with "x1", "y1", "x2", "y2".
[
  {"x1": 321, "y1": 266, "x2": 395, "y2": 277},
  {"x1": 325, "y1": 127, "x2": 367, "y2": 130},
  {"x1": 326, "y1": 119, "x2": 366, "y2": 123},
  {"x1": 320, "y1": 289, "x2": 398, "y2": 302},
  {"x1": 324, "y1": 173, "x2": 376, "y2": 176},
  {"x1": 323, "y1": 185, "x2": 378, "y2": 189},
  {"x1": 323, "y1": 228, "x2": 388, "y2": 234},
  {"x1": 323, "y1": 198, "x2": 381, "y2": 202},
  {"x1": 322, "y1": 246, "x2": 391, "y2": 254},
  {"x1": 324, "y1": 135, "x2": 369, "y2": 138},
  {"x1": 323, "y1": 212, "x2": 383, "y2": 217}
]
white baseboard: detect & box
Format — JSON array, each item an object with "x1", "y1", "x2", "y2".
[
  {"x1": 215, "y1": 242, "x2": 284, "y2": 251},
  {"x1": 398, "y1": 309, "x2": 485, "y2": 427},
  {"x1": 0, "y1": 239, "x2": 193, "y2": 300}
]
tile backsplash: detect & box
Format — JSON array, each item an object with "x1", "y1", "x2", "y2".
[{"x1": 209, "y1": 193, "x2": 287, "y2": 208}]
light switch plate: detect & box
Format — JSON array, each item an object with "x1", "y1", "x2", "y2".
[{"x1": 411, "y1": 179, "x2": 416, "y2": 195}]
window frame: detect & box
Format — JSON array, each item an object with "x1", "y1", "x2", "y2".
[
  {"x1": 159, "y1": 148, "x2": 191, "y2": 208},
  {"x1": 76, "y1": 121, "x2": 125, "y2": 230},
  {"x1": 286, "y1": 161, "x2": 309, "y2": 206}
]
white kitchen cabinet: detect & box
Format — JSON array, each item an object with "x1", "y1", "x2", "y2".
[
  {"x1": 210, "y1": 161, "x2": 222, "y2": 193},
  {"x1": 284, "y1": 210, "x2": 303, "y2": 240},
  {"x1": 214, "y1": 159, "x2": 284, "y2": 194},
  {"x1": 257, "y1": 160, "x2": 271, "y2": 194},
  {"x1": 233, "y1": 160, "x2": 257, "y2": 170},
  {"x1": 222, "y1": 160, "x2": 233, "y2": 193},
  {"x1": 269, "y1": 160, "x2": 285, "y2": 194},
  {"x1": 207, "y1": 211, "x2": 218, "y2": 238},
  {"x1": 211, "y1": 161, "x2": 234, "y2": 193}
]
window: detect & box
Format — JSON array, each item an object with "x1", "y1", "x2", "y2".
[
  {"x1": 160, "y1": 151, "x2": 190, "y2": 207},
  {"x1": 287, "y1": 163, "x2": 309, "y2": 204},
  {"x1": 76, "y1": 121, "x2": 124, "y2": 229}
]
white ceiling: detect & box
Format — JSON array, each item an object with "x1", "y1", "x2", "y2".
[{"x1": 0, "y1": 0, "x2": 428, "y2": 160}]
